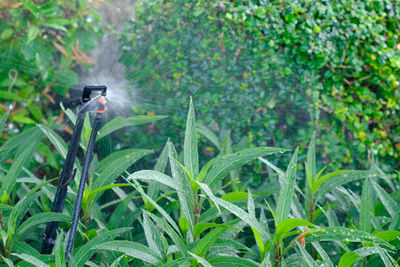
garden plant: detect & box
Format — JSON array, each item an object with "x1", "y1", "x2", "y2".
[{"x1": 0, "y1": 0, "x2": 399, "y2": 266}]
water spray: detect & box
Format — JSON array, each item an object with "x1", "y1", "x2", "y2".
[{"x1": 41, "y1": 86, "x2": 107, "y2": 262}]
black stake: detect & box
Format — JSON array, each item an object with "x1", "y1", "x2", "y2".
[
  {"x1": 41, "y1": 86, "x2": 107, "y2": 255},
  {"x1": 65, "y1": 95, "x2": 106, "y2": 263}
]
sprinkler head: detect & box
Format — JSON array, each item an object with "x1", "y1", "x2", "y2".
[{"x1": 82, "y1": 85, "x2": 107, "y2": 103}]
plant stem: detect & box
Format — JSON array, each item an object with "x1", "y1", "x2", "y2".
[
  {"x1": 274, "y1": 242, "x2": 281, "y2": 267},
  {"x1": 308, "y1": 196, "x2": 316, "y2": 259}
]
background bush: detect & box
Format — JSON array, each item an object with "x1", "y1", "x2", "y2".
[
  {"x1": 0, "y1": 0, "x2": 103, "y2": 174},
  {"x1": 120, "y1": 0, "x2": 400, "y2": 170}
]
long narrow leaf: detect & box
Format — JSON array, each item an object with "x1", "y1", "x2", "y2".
[
  {"x1": 143, "y1": 212, "x2": 166, "y2": 260},
  {"x1": 214, "y1": 197, "x2": 270, "y2": 243},
  {"x1": 208, "y1": 256, "x2": 258, "y2": 267},
  {"x1": 73, "y1": 228, "x2": 131, "y2": 266},
  {"x1": 146, "y1": 212, "x2": 188, "y2": 256},
  {"x1": 276, "y1": 147, "x2": 298, "y2": 224},
  {"x1": 1, "y1": 133, "x2": 40, "y2": 199},
  {"x1": 93, "y1": 149, "x2": 153, "y2": 190},
  {"x1": 203, "y1": 147, "x2": 286, "y2": 189},
  {"x1": 15, "y1": 212, "x2": 71, "y2": 241},
  {"x1": 94, "y1": 240, "x2": 162, "y2": 265},
  {"x1": 371, "y1": 181, "x2": 400, "y2": 219},
  {"x1": 315, "y1": 171, "x2": 377, "y2": 200},
  {"x1": 193, "y1": 227, "x2": 228, "y2": 257},
  {"x1": 168, "y1": 142, "x2": 194, "y2": 233},
  {"x1": 197, "y1": 123, "x2": 220, "y2": 150},
  {"x1": 11, "y1": 253, "x2": 49, "y2": 267},
  {"x1": 128, "y1": 170, "x2": 179, "y2": 190},
  {"x1": 184, "y1": 97, "x2": 199, "y2": 177},
  {"x1": 96, "y1": 115, "x2": 167, "y2": 141},
  {"x1": 360, "y1": 178, "x2": 373, "y2": 232},
  {"x1": 306, "y1": 227, "x2": 394, "y2": 250},
  {"x1": 148, "y1": 142, "x2": 169, "y2": 200}
]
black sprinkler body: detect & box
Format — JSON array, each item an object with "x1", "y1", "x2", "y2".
[
  {"x1": 41, "y1": 86, "x2": 107, "y2": 262},
  {"x1": 82, "y1": 85, "x2": 107, "y2": 103}
]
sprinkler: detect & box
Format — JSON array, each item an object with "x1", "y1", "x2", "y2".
[{"x1": 41, "y1": 86, "x2": 107, "y2": 262}]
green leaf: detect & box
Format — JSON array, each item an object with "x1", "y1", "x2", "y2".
[
  {"x1": 197, "y1": 181, "x2": 221, "y2": 213},
  {"x1": 276, "y1": 147, "x2": 298, "y2": 224},
  {"x1": 306, "y1": 227, "x2": 394, "y2": 250},
  {"x1": 374, "y1": 231, "x2": 400, "y2": 242},
  {"x1": 214, "y1": 197, "x2": 270, "y2": 243},
  {"x1": 338, "y1": 252, "x2": 360, "y2": 267},
  {"x1": 110, "y1": 255, "x2": 125, "y2": 267},
  {"x1": 146, "y1": 212, "x2": 188, "y2": 256},
  {"x1": 128, "y1": 170, "x2": 179, "y2": 190},
  {"x1": 296, "y1": 242, "x2": 318, "y2": 267},
  {"x1": 1, "y1": 133, "x2": 40, "y2": 200},
  {"x1": 305, "y1": 136, "x2": 316, "y2": 191},
  {"x1": 96, "y1": 115, "x2": 167, "y2": 141},
  {"x1": 371, "y1": 181, "x2": 400, "y2": 219},
  {"x1": 12, "y1": 253, "x2": 49, "y2": 267},
  {"x1": 197, "y1": 123, "x2": 220, "y2": 150},
  {"x1": 221, "y1": 192, "x2": 248, "y2": 202},
  {"x1": 94, "y1": 240, "x2": 162, "y2": 265},
  {"x1": 208, "y1": 256, "x2": 258, "y2": 267},
  {"x1": 73, "y1": 228, "x2": 131, "y2": 266},
  {"x1": 168, "y1": 141, "x2": 194, "y2": 232},
  {"x1": 86, "y1": 183, "x2": 131, "y2": 204},
  {"x1": 193, "y1": 227, "x2": 228, "y2": 257},
  {"x1": 148, "y1": 142, "x2": 169, "y2": 200},
  {"x1": 189, "y1": 252, "x2": 212, "y2": 267},
  {"x1": 0, "y1": 92, "x2": 24, "y2": 102},
  {"x1": 93, "y1": 149, "x2": 153, "y2": 190},
  {"x1": 374, "y1": 244, "x2": 396, "y2": 267},
  {"x1": 193, "y1": 223, "x2": 238, "y2": 240},
  {"x1": 0, "y1": 203, "x2": 15, "y2": 212},
  {"x1": 143, "y1": 212, "x2": 166, "y2": 260},
  {"x1": 131, "y1": 183, "x2": 180, "y2": 234},
  {"x1": 203, "y1": 147, "x2": 286, "y2": 189},
  {"x1": 54, "y1": 231, "x2": 66, "y2": 267},
  {"x1": 37, "y1": 124, "x2": 68, "y2": 158},
  {"x1": 0, "y1": 28, "x2": 14, "y2": 40},
  {"x1": 306, "y1": 134, "x2": 316, "y2": 184},
  {"x1": 42, "y1": 23, "x2": 67, "y2": 32},
  {"x1": 0, "y1": 111, "x2": 10, "y2": 137},
  {"x1": 11, "y1": 115, "x2": 36, "y2": 124},
  {"x1": 360, "y1": 178, "x2": 373, "y2": 232},
  {"x1": 276, "y1": 218, "x2": 315, "y2": 238},
  {"x1": 7, "y1": 193, "x2": 40, "y2": 237},
  {"x1": 15, "y1": 212, "x2": 71, "y2": 241},
  {"x1": 315, "y1": 171, "x2": 377, "y2": 200},
  {"x1": 55, "y1": 69, "x2": 78, "y2": 87},
  {"x1": 184, "y1": 97, "x2": 199, "y2": 177},
  {"x1": 1, "y1": 256, "x2": 14, "y2": 267},
  {"x1": 27, "y1": 26, "x2": 39, "y2": 44}
]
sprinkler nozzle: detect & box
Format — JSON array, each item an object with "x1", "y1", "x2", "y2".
[
  {"x1": 82, "y1": 85, "x2": 107, "y2": 103},
  {"x1": 97, "y1": 96, "x2": 107, "y2": 114}
]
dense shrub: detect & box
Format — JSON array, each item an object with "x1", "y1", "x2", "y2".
[
  {"x1": 0, "y1": 0, "x2": 103, "y2": 173},
  {"x1": 0, "y1": 0, "x2": 102, "y2": 132},
  {"x1": 120, "y1": 0, "x2": 400, "y2": 169}
]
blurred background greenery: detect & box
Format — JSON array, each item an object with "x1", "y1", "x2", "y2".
[{"x1": 1, "y1": 0, "x2": 399, "y2": 183}]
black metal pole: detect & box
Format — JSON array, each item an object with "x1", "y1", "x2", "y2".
[
  {"x1": 65, "y1": 97, "x2": 106, "y2": 263},
  {"x1": 41, "y1": 86, "x2": 107, "y2": 255},
  {"x1": 41, "y1": 109, "x2": 86, "y2": 254}
]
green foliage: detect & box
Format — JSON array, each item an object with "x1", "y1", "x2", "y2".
[
  {"x1": 0, "y1": 0, "x2": 103, "y2": 162},
  {"x1": 1, "y1": 1, "x2": 400, "y2": 266},
  {"x1": 0, "y1": 97, "x2": 399, "y2": 266},
  {"x1": 120, "y1": 0, "x2": 400, "y2": 169}
]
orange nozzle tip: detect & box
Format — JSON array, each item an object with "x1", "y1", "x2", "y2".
[
  {"x1": 97, "y1": 106, "x2": 108, "y2": 114},
  {"x1": 99, "y1": 96, "x2": 106, "y2": 104}
]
